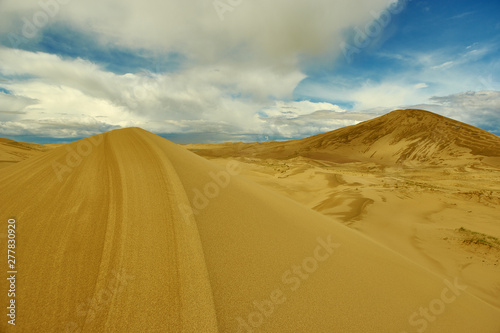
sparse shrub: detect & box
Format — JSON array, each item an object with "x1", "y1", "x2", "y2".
[{"x1": 457, "y1": 227, "x2": 500, "y2": 249}]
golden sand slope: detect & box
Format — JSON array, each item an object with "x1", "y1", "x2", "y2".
[
  {"x1": 0, "y1": 138, "x2": 51, "y2": 168},
  {"x1": 192, "y1": 109, "x2": 500, "y2": 167},
  {"x1": 201, "y1": 155, "x2": 500, "y2": 312},
  {"x1": 1, "y1": 129, "x2": 218, "y2": 332},
  {"x1": 1, "y1": 128, "x2": 500, "y2": 332}
]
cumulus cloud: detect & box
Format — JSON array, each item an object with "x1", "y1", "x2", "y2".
[
  {"x1": 299, "y1": 42, "x2": 500, "y2": 113},
  {"x1": 426, "y1": 91, "x2": 500, "y2": 134},
  {"x1": 0, "y1": 47, "x2": 302, "y2": 129},
  {"x1": 260, "y1": 101, "x2": 345, "y2": 118},
  {"x1": 0, "y1": 47, "x2": 349, "y2": 139},
  {"x1": 0, "y1": 0, "x2": 393, "y2": 66},
  {"x1": 261, "y1": 110, "x2": 376, "y2": 139},
  {"x1": 0, "y1": 91, "x2": 37, "y2": 112},
  {"x1": 3, "y1": 0, "x2": 497, "y2": 142},
  {"x1": 0, "y1": 119, "x2": 115, "y2": 137},
  {"x1": 0, "y1": 0, "x2": 402, "y2": 141}
]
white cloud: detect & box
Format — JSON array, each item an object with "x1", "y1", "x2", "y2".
[
  {"x1": 3, "y1": 0, "x2": 497, "y2": 141},
  {"x1": 0, "y1": 116, "x2": 118, "y2": 138},
  {"x1": 300, "y1": 43, "x2": 500, "y2": 112},
  {"x1": 350, "y1": 81, "x2": 428, "y2": 109},
  {"x1": 300, "y1": 78, "x2": 433, "y2": 111},
  {"x1": 0, "y1": 0, "x2": 407, "y2": 140},
  {"x1": 261, "y1": 101, "x2": 345, "y2": 118},
  {"x1": 0, "y1": 92, "x2": 37, "y2": 112},
  {"x1": 431, "y1": 61, "x2": 454, "y2": 70},
  {"x1": 0, "y1": 0, "x2": 393, "y2": 68},
  {"x1": 414, "y1": 83, "x2": 428, "y2": 89},
  {"x1": 261, "y1": 110, "x2": 376, "y2": 138},
  {"x1": 0, "y1": 47, "x2": 342, "y2": 139},
  {"x1": 426, "y1": 91, "x2": 500, "y2": 129}
]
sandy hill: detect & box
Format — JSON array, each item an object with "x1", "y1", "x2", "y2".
[
  {"x1": 1, "y1": 127, "x2": 499, "y2": 332},
  {"x1": 0, "y1": 137, "x2": 51, "y2": 168},
  {"x1": 193, "y1": 109, "x2": 500, "y2": 167}
]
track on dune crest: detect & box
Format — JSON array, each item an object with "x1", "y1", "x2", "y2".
[{"x1": 0, "y1": 128, "x2": 218, "y2": 332}]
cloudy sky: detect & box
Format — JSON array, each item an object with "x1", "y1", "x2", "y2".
[{"x1": 0, "y1": 0, "x2": 499, "y2": 143}]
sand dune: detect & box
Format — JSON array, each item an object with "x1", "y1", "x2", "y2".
[
  {"x1": 0, "y1": 138, "x2": 51, "y2": 169},
  {"x1": 185, "y1": 109, "x2": 500, "y2": 326},
  {"x1": 192, "y1": 109, "x2": 500, "y2": 167},
  {"x1": 1, "y1": 127, "x2": 500, "y2": 332}
]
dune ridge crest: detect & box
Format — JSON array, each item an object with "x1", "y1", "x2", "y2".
[{"x1": 1, "y1": 128, "x2": 218, "y2": 332}]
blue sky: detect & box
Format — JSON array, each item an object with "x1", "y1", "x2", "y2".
[{"x1": 0, "y1": 0, "x2": 499, "y2": 143}]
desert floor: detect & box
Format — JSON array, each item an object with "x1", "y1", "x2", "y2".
[
  {"x1": 192, "y1": 152, "x2": 500, "y2": 311},
  {"x1": 1, "y1": 128, "x2": 499, "y2": 332}
]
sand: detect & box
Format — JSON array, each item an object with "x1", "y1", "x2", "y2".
[
  {"x1": 0, "y1": 138, "x2": 51, "y2": 169},
  {"x1": 1, "y1": 110, "x2": 499, "y2": 332},
  {"x1": 191, "y1": 109, "x2": 500, "y2": 168}
]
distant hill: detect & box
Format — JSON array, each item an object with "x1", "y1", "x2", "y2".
[
  {"x1": 0, "y1": 137, "x2": 51, "y2": 168},
  {"x1": 193, "y1": 109, "x2": 500, "y2": 167}
]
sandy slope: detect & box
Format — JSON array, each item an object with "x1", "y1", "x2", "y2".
[
  {"x1": 1, "y1": 127, "x2": 500, "y2": 332},
  {"x1": 186, "y1": 108, "x2": 500, "y2": 324},
  {"x1": 192, "y1": 109, "x2": 500, "y2": 167},
  {"x1": 1, "y1": 129, "x2": 218, "y2": 332},
  {"x1": 202, "y1": 155, "x2": 500, "y2": 310},
  {"x1": 0, "y1": 138, "x2": 51, "y2": 168}
]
